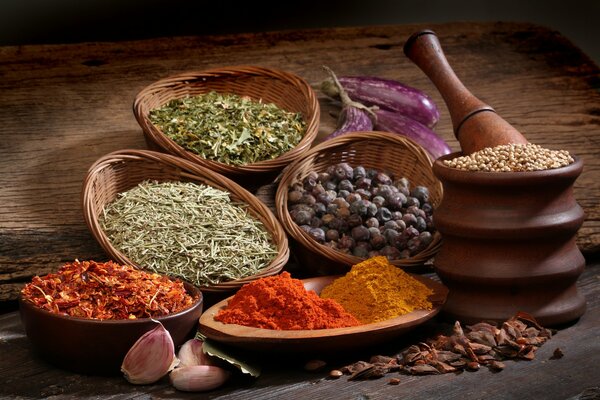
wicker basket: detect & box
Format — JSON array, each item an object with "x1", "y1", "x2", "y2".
[
  {"x1": 82, "y1": 149, "x2": 289, "y2": 294},
  {"x1": 275, "y1": 131, "x2": 443, "y2": 275},
  {"x1": 133, "y1": 65, "x2": 320, "y2": 187}
]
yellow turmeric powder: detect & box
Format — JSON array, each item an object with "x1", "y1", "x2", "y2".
[{"x1": 320, "y1": 256, "x2": 433, "y2": 324}]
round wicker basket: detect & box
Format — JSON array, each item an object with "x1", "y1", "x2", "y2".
[
  {"x1": 82, "y1": 149, "x2": 289, "y2": 294},
  {"x1": 133, "y1": 65, "x2": 320, "y2": 185},
  {"x1": 275, "y1": 131, "x2": 443, "y2": 275}
]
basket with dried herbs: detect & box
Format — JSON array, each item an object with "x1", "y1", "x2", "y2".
[
  {"x1": 133, "y1": 66, "x2": 320, "y2": 181},
  {"x1": 82, "y1": 149, "x2": 289, "y2": 293},
  {"x1": 148, "y1": 91, "x2": 306, "y2": 166},
  {"x1": 99, "y1": 180, "x2": 278, "y2": 287}
]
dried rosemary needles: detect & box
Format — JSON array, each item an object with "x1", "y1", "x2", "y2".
[
  {"x1": 148, "y1": 91, "x2": 306, "y2": 165},
  {"x1": 99, "y1": 181, "x2": 277, "y2": 286}
]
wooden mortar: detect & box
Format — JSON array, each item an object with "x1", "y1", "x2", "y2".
[{"x1": 403, "y1": 30, "x2": 587, "y2": 326}]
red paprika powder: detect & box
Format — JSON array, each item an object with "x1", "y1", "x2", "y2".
[{"x1": 214, "y1": 272, "x2": 360, "y2": 330}]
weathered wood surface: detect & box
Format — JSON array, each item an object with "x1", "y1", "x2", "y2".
[
  {"x1": 0, "y1": 22, "x2": 599, "y2": 305},
  {"x1": 1, "y1": 21, "x2": 599, "y2": 399},
  {"x1": 1, "y1": 260, "x2": 598, "y2": 399}
]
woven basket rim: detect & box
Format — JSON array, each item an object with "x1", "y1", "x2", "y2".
[
  {"x1": 132, "y1": 65, "x2": 320, "y2": 176},
  {"x1": 81, "y1": 149, "x2": 290, "y2": 293},
  {"x1": 275, "y1": 130, "x2": 443, "y2": 269}
]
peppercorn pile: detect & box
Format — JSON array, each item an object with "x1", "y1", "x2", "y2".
[
  {"x1": 287, "y1": 162, "x2": 436, "y2": 260},
  {"x1": 330, "y1": 312, "x2": 556, "y2": 381}
]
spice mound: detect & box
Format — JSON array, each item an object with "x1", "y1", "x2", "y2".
[
  {"x1": 149, "y1": 91, "x2": 306, "y2": 166},
  {"x1": 21, "y1": 260, "x2": 195, "y2": 320},
  {"x1": 99, "y1": 180, "x2": 277, "y2": 287},
  {"x1": 320, "y1": 256, "x2": 433, "y2": 324},
  {"x1": 443, "y1": 143, "x2": 574, "y2": 172},
  {"x1": 214, "y1": 272, "x2": 360, "y2": 330}
]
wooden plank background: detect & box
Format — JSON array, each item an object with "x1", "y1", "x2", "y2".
[{"x1": 0, "y1": 21, "x2": 599, "y2": 304}]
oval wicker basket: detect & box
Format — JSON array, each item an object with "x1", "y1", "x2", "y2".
[
  {"x1": 82, "y1": 149, "x2": 289, "y2": 294},
  {"x1": 133, "y1": 65, "x2": 320, "y2": 185},
  {"x1": 275, "y1": 131, "x2": 443, "y2": 275}
]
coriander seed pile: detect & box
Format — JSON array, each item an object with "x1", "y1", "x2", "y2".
[
  {"x1": 443, "y1": 143, "x2": 574, "y2": 172},
  {"x1": 99, "y1": 180, "x2": 278, "y2": 286}
]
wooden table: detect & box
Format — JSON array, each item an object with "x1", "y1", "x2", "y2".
[{"x1": 1, "y1": 22, "x2": 599, "y2": 399}]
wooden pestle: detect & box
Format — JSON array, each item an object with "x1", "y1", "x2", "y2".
[{"x1": 404, "y1": 30, "x2": 528, "y2": 155}]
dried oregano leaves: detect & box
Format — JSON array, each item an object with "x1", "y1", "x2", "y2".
[{"x1": 149, "y1": 91, "x2": 306, "y2": 165}]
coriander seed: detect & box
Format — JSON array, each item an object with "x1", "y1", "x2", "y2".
[{"x1": 443, "y1": 143, "x2": 574, "y2": 172}]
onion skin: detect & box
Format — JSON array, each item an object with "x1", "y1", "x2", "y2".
[
  {"x1": 322, "y1": 76, "x2": 440, "y2": 129},
  {"x1": 323, "y1": 106, "x2": 374, "y2": 141},
  {"x1": 374, "y1": 109, "x2": 451, "y2": 160}
]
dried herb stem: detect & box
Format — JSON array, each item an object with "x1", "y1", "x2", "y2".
[{"x1": 100, "y1": 181, "x2": 277, "y2": 286}]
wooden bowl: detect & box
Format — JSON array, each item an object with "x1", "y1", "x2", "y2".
[
  {"x1": 275, "y1": 131, "x2": 443, "y2": 275},
  {"x1": 81, "y1": 149, "x2": 289, "y2": 294},
  {"x1": 198, "y1": 275, "x2": 448, "y2": 354},
  {"x1": 133, "y1": 65, "x2": 320, "y2": 188},
  {"x1": 19, "y1": 281, "x2": 203, "y2": 375}
]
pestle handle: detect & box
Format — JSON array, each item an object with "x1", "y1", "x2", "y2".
[{"x1": 404, "y1": 30, "x2": 528, "y2": 154}]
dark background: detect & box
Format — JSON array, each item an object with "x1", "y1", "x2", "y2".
[{"x1": 1, "y1": 0, "x2": 599, "y2": 64}]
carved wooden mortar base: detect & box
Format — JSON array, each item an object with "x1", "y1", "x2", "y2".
[{"x1": 432, "y1": 154, "x2": 587, "y2": 326}]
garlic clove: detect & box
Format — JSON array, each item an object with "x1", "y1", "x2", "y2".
[
  {"x1": 177, "y1": 338, "x2": 215, "y2": 367},
  {"x1": 170, "y1": 365, "x2": 230, "y2": 392},
  {"x1": 121, "y1": 321, "x2": 179, "y2": 385}
]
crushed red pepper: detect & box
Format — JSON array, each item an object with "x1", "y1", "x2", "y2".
[{"x1": 21, "y1": 260, "x2": 195, "y2": 320}]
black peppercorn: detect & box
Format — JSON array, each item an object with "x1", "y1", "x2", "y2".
[
  {"x1": 375, "y1": 207, "x2": 392, "y2": 222},
  {"x1": 402, "y1": 213, "x2": 418, "y2": 228},
  {"x1": 338, "y1": 235, "x2": 355, "y2": 250},
  {"x1": 415, "y1": 216, "x2": 427, "y2": 232},
  {"x1": 353, "y1": 165, "x2": 367, "y2": 179},
  {"x1": 347, "y1": 213, "x2": 363, "y2": 228},
  {"x1": 370, "y1": 233, "x2": 387, "y2": 249},
  {"x1": 325, "y1": 229, "x2": 340, "y2": 241},
  {"x1": 405, "y1": 196, "x2": 420, "y2": 208},
  {"x1": 411, "y1": 186, "x2": 430, "y2": 204},
  {"x1": 333, "y1": 163, "x2": 354, "y2": 180},
  {"x1": 288, "y1": 190, "x2": 303, "y2": 203},
  {"x1": 337, "y1": 179, "x2": 354, "y2": 192},
  {"x1": 286, "y1": 162, "x2": 437, "y2": 261},
  {"x1": 291, "y1": 209, "x2": 313, "y2": 225},
  {"x1": 309, "y1": 227, "x2": 326, "y2": 243},
  {"x1": 365, "y1": 217, "x2": 379, "y2": 228},
  {"x1": 353, "y1": 242, "x2": 370, "y2": 258},
  {"x1": 351, "y1": 225, "x2": 370, "y2": 242}
]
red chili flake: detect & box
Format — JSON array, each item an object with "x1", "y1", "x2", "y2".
[{"x1": 21, "y1": 260, "x2": 196, "y2": 320}]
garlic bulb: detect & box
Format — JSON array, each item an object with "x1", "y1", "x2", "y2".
[
  {"x1": 170, "y1": 365, "x2": 230, "y2": 392},
  {"x1": 177, "y1": 338, "x2": 215, "y2": 367},
  {"x1": 121, "y1": 321, "x2": 179, "y2": 384}
]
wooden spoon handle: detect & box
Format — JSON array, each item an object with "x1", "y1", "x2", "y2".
[{"x1": 404, "y1": 30, "x2": 528, "y2": 154}]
